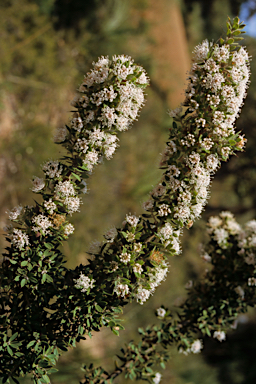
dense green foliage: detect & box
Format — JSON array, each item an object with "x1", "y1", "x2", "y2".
[{"x1": 1, "y1": 1, "x2": 256, "y2": 384}]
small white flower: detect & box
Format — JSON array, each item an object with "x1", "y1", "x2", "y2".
[
  {"x1": 221, "y1": 146, "x2": 231, "y2": 158},
  {"x1": 32, "y1": 214, "x2": 52, "y2": 236},
  {"x1": 245, "y1": 253, "x2": 255, "y2": 265},
  {"x1": 80, "y1": 180, "x2": 88, "y2": 194},
  {"x1": 158, "y1": 223, "x2": 173, "y2": 241},
  {"x1": 248, "y1": 277, "x2": 256, "y2": 286},
  {"x1": 126, "y1": 214, "x2": 140, "y2": 227},
  {"x1": 213, "y1": 330, "x2": 226, "y2": 342},
  {"x1": 142, "y1": 200, "x2": 154, "y2": 211},
  {"x1": 83, "y1": 149, "x2": 99, "y2": 171},
  {"x1": 114, "y1": 283, "x2": 129, "y2": 297},
  {"x1": 133, "y1": 263, "x2": 143, "y2": 274},
  {"x1": 168, "y1": 106, "x2": 182, "y2": 117},
  {"x1": 158, "y1": 204, "x2": 171, "y2": 217},
  {"x1": 126, "y1": 232, "x2": 135, "y2": 242},
  {"x1": 190, "y1": 339, "x2": 203, "y2": 353},
  {"x1": 74, "y1": 273, "x2": 95, "y2": 293},
  {"x1": 55, "y1": 180, "x2": 75, "y2": 198},
  {"x1": 11, "y1": 229, "x2": 30, "y2": 250},
  {"x1": 42, "y1": 160, "x2": 62, "y2": 178},
  {"x1": 192, "y1": 40, "x2": 209, "y2": 62},
  {"x1": 44, "y1": 199, "x2": 57, "y2": 215},
  {"x1": 120, "y1": 252, "x2": 131, "y2": 264},
  {"x1": 152, "y1": 372, "x2": 162, "y2": 384},
  {"x1": 152, "y1": 184, "x2": 166, "y2": 198},
  {"x1": 201, "y1": 252, "x2": 212, "y2": 263},
  {"x1": 136, "y1": 286, "x2": 151, "y2": 304},
  {"x1": 64, "y1": 223, "x2": 75, "y2": 236},
  {"x1": 185, "y1": 280, "x2": 193, "y2": 289},
  {"x1": 54, "y1": 126, "x2": 68, "y2": 143},
  {"x1": 64, "y1": 196, "x2": 81, "y2": 214},
  {"x1": 32, "y1": 177, "x2": 45, "y2": 192},
  {"x1": 167, "y1": 165, "x2": 180, "y2": 177},
  {"x1": 7, "y1": 205, "x2": 23, "y2": 221},
  {"x1": 104, "y1": 227, "x2": 117, "y2": 242},
  {"x1": 134, "y1": 243, "x2": 142, "y2": 253},
  {"x1": 74, "y1": 138, "x2": 89, "y2": 154},
  {"x1": 156, "y1": 307, "x2": 166, "y2": 318}
]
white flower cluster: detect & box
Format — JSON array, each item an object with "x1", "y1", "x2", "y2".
[
  {"x1": 44, "y1": 199, "x2": 56, "y2": 215},
  {"x1": 179, "y1": 339, "x2": 203, "y2": 355},
  {"x1": 11, "y1": 228, "x2": 30, "y2": 250},
  {"x1": 142, "y1": 41, "x2": 250, "y2": 280},
  {"x1": 114, "y1": 283, "x2": 129, "y2": 298},
  {"x1": 74, "y1": 273, "x2": 95, "y2": 293},
  {"x1": 135, "y1": 262, "x2": 169, "y2": 305},
  {"x1": 119, "y1": 251, "x2": 131, "y2": 264},
  {"x1": 203, "y1": 212, "x2": 256, "y2": 290},
  {"x1": 7, "y1": 205, "x2": 23, "y2": 221},
  {"x1": 207, "y1": 211, "x2": 241, "y2": 249},
  {"x1": 54, "y1": 180, "x2": 81, "y2": 215},
  {"x1": 42, "y1": 160, "x2": 62, "y2": 178},
  {"x1": 157, "y1": 223, "x2": 181, "y2": 253},
  {"x1": 65, "y1": 55, "x2": 149, "y2": 171},
  {"x1": 135, "y1": 286, "x2": 151, "y2": 304},
  {"x1": 126, "y1": 214, "x2": 140, "y2": 227},
  {"x1": 190, "y1": 44, "x2": 249, "y2": 141},
  {"x1": 32, "y1": 214, "x2": 52, "y2": 236}
]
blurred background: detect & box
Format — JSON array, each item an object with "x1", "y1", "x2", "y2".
[{"x1": 1, "y1": 0, "x2": 256, "y2": 383}]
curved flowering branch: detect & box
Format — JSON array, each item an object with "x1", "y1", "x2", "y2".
[
  {"x1": 0, "y1": 17, "x2": 250, "y2": 384},
  {"x1": 82, "y1": 15, "x2": 250, "y2": 308},
  {"x1": 0, "y1": 56, "x2": 149, "y2": 383},
  {"x1": 81, "y1": 211, "x2": 256, "y2": 383}
]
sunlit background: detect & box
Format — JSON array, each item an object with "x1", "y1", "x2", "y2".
[{"x1": 1, "y1": 0, "x2": 256, "y2": 383}]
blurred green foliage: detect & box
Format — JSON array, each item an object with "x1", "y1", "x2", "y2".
[{"x1": 1, "y1": 0, "x2": 256, "y2": 383}]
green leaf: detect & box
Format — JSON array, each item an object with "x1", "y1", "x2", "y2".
[
  {"x1": 27, "y1": 340, "x2": 36, "y2": 349},
  {"x1": 7, "y1": 345, "x2": 13, "y2": 356},
  {"x1": 45, "y1": 274, "x2": 53, "y2": 283},
  {"x1": 10, "y1": 332, "x2": 18, "y2": 342},
  {"x1": 48, "y1": 368, "x2": 58, "y2": 373},
  {"x1": 112, "y1": 306, "x2": 123, "y2": 314},
  {"x1": 44, "y1": 242, "x2": 53, "y2": 249},
  {"x1": 72, "y1": 172, "x2": 81, "y2": 181},
  {"x1": 108, "y1": 321, "x2": 115, "y2": 328},
  {"x1": 95, "y1": 304, "x2": 103, "y2": 312},
  {"x1": 41, "y1": 375, "x2": 50, "y2": 384},
  {"x1": 112, "y1": 329, "x2": 119, "y2": 336},
  {"x1": 21, "y1": 260, "x2": 28, "y2": 267},
  {"x1": 9, "y1": 259, "x2": 17, "y2": 264},
  {"x1": 43, "y1": 249, "x2": 53, "y2": 257},
  {"x1": 21, "y1": 278, "x2": 27, "y2": 287}
]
